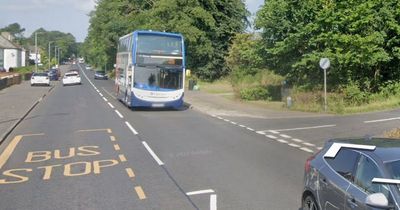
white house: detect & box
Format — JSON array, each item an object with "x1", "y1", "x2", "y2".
[{"x1": 0, "y1": 33, "x2": 26, "y2": 72}]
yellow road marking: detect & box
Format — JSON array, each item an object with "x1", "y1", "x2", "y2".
[
  {"x1": 110, "y1": 136, "x2": 116, "y2": 142},
  {"x1": 135, "y1": 186, "x2": 146, "y2": 200},
  {"x1": 76, "y1": 128, "x2": 111, "y2": 133},
  {"x1": 0, "y1": 135, "x2": 23, "y2": 170},
  {"x1": 118, "y1": 154, "x2": 127, "y2": 162},
  {"x1": 113, "y1": 144, "x2": 121, "y2": 151},
  {"x1": 0, "y1": 134, "x2": 44, "y2": 170},
  {"x1": 125, "y1": 168, "x2": 135, "y2": 178}
]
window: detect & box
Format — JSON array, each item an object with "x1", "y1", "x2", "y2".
[
  {"x1": 354, "y1": 155, "x2": 389, "y2": 196},
  {"x1": 325, "y1": 149, "x2": 359, "y2": 181}
]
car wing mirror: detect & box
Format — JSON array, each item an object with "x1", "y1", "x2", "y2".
[{"x1": 365, "y1": 193, "x2": 394, "y2": 209}]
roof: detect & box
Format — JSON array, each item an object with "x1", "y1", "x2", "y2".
[
  {"x1": 329, "y1": 138, "x2": 400, "y2": 162},
  {"x1": 0, "y1": 35, "x2": 19, "y2": 49}
]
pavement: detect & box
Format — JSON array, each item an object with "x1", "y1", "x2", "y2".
[{"x1": 0, "y1": 79, "x2": 53, "y2": 143}]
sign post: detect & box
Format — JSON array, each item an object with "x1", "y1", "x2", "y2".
[{"x1": 319, "y1": 58, "x2": 330, "y2": 112}]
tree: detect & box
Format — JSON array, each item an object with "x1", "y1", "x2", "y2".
[
  {"x1": 255, "y1": 0, "x2": 400, "y2": 91},
  {"x1": 0, "y1": 23, "x2": 25, "y2": 38},
  {"x1": 83, "y1": 0, "x2": 248, "y2": 80}
]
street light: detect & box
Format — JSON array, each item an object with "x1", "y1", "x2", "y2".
[
  {"x1": 48, "y1": 41, "x2": 53, "y2": 69},
  {"x1": 57, "y1": 48, "x2": 61, "y2": 65},
  {"x1": 35, "y1": 32, "x2": 38, "y2": 72},
  {"x1": 54, "y1": 46, "x2": 58, "y2": 66}
]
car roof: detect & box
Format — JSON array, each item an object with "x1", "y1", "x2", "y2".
[
  {"x1": 329, "y1": 138, "x2": 400, "y2": 163},
  {"x1": 65, "y1": 72, "x2": 78, "y2": 75}
]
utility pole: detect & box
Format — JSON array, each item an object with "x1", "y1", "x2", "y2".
[
  {"x1": 35, "y1": 32, "x2": 38, "y2": 72},
  {"x1": 54, "y1": 46, "x2": 58, "y2": 66},
  {"x1": 48, "y1": 41, "x2": 53, "y2": 69}
]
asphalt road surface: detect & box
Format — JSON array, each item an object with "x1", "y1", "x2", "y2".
[{"x1": 0, "y1": 64, "x2": 398, "y2": 210}]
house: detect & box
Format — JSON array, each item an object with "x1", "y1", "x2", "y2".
[{"x1": 0, "y1": 32, "x2": 26, "y2": 72}]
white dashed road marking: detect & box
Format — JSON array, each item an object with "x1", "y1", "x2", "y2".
[
  {"x1": 115, "y1": 110, "x2": 124, "y2": 118},
  {"x1": 142, "y1": 141, "x2": 164, "y2": 165},
  {"x1": 125, "y1": 121, "x2": 138, "y2": 135}
]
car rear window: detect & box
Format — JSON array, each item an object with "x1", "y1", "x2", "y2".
[
  {"x1": 66, "y1": 73, "x2": 78, "y2": 77},
  {"x1": 33, "y1": 73, "x2": 48, "y2": 76}
]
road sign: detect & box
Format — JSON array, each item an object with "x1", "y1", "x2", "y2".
[{"x1": 319, "y1": 58, "x2": 330, "y2": 70}]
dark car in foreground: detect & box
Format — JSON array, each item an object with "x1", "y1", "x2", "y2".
[
  {"x1": 94, "y1": 71, "x2": 108, "y2": 80},
  {"x1": 302, "y1": 138, "x2": 400, "y2": 210}
]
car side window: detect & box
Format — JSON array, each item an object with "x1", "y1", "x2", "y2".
[
  {"x1": 325, "y1": 149, "x2": 359, "y2": 181},
  {"x1": 354, "y1": 155, "x2": 390, "y2": 197}
]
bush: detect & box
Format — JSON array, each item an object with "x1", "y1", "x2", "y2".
[
  {"x1": 341, "y1": 82, "x2": 370, "y2": 106},
  {"x1": 239, "y1": 86, "x2": 271, "y2": 100},
  {"x1": 379, "y1": 81, "x2": 400, "y2": 97}
]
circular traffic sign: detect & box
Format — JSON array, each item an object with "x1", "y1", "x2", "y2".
[{"x1": 319, "y1": 58, "x2": 330, "y2": 70}]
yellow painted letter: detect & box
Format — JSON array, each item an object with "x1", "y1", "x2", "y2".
[
  {"x1": 64, "y1": 162, "x2": 91, "y2": 177},
  {"x1": 25, "y1": 151, "x2": 51, "y2": 163},
  {"x1": 77, "y1": 146, "x2": 100, "y2": 156},
  {"x1": 54, "y1": 148, "x2": 76, "y2": 159},
  {"x1": 0, "y1": 168, "x2": 32, "y2": 184},
  {"x1": 93, "y1": 159, "x2": 119, "y2": 174},
  {"x1": 37, "y1": 164, "x2": 62, "y2": 180}
]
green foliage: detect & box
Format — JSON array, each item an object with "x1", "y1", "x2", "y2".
[
  {"x1": 255, "y1": 0, "x2": 400, "y2": 91},
  {"x1": 240, "y1": 86, "x2": 271, "y2": 101},
  {"x1": 83, "y1": 0, "x2": 248, "y2": 81},
  {"x1": 341, "y1": 82, "x2": 370, "y2": 106}
]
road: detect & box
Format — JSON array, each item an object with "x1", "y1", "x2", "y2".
[{"x1": 0, "y1": 64, "x2": 399, "y2": 210}]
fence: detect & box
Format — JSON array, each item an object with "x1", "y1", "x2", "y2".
[{"x1": 0, "y1": 74, "x2": 22, "y2": 90}]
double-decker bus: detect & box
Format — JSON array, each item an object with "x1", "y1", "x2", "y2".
[{"x1": 115, "y1": 30, "x2": 185, "y2": 109}]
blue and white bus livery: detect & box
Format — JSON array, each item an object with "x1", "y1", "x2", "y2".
[{"x1": 115, "y1": 30, "x2": 185, "y2": 109}]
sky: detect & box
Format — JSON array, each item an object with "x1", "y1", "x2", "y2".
[{"x1": 0, "y1": 0, "x2": 264, "y2": 43}]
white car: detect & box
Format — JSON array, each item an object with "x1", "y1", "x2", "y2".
[
  {"x1": 31, "y1": 72, "x2": 50, "y2": 86},
  {"x1": 62, "y1": 72, "x2": 81, "y2": 86}
]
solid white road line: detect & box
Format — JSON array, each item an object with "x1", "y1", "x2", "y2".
[
  {"x1": 186, "y1": 189, "x2": 215, "y2": 196},
  {"x1": 210, "y1": 194, "x2": 217, "y2": 210},
  {"x1": 300, "y1": 147, "x2": 314, "y2": 153},
  {"x1": 115, "y1": 110, "x2": 124, "y2": 118},
  {"x1": 266, "y1": 135, "x2": 277, "y2": 139},
  {"x1": 108, "y1": 102, "x2": 115, "y2": 109},
  {"x1": 125, "y1": 121, "x2": 138, "y2": 135},
  {"x1": 263, "y1": 124, "x2": 336, "y2": 132},
  {"x1": 364, "y1": 117, "x2": 400, "y2": 123},
  {"x1": 142, "y1": 141, "x2": 164, "y2": 165}
]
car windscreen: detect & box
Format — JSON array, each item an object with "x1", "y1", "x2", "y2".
[{"x1": 134, "y1": 65, "x2": 183, "y2": 91}]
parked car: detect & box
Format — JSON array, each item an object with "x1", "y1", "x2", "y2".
[
  {"x1": 47, "y1": 69, "x2": 59, "y2": 81},
  {"x1": 86, "y1": 65, "x2": 92, "y2": 70},
  {"x1": 31, "y1": 72, "x2": 50, "y2": 86},
  {"x1": 94, "y1": 71, "x2": 108, "y2": 80},
  {"x1": 62, "y1": 72, "x2": 81, "y2": 86},
  {"x1": 302, "y1": 138, "x2": 400, "y2": 210}
]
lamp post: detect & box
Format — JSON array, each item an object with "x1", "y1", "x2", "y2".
[
  {"x1": 54, "y1": 46, "x2": 58, "y2": 66},
  {"x1": 57, "y1": 48, "x2": 61, "y2": 65},
  {"x1": 35, "y1": 32, "x2": 38, "y2": 72},
  {"x1": 48, "y1": 41, "x2": 53, "y2": 69}
]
